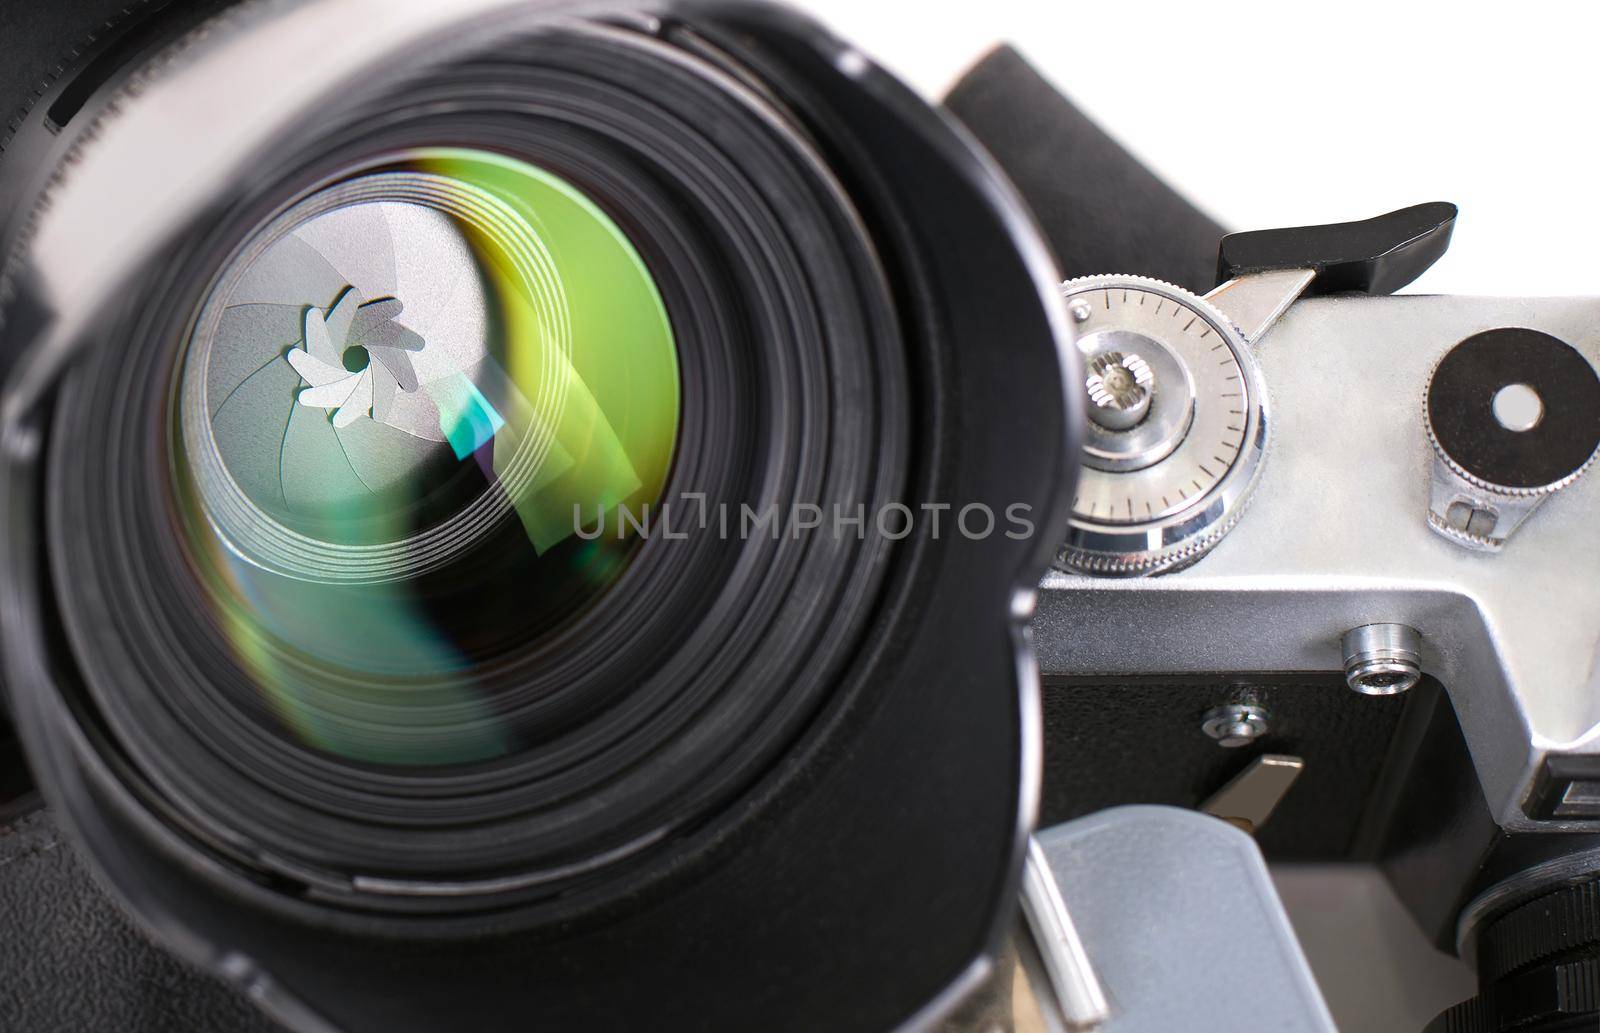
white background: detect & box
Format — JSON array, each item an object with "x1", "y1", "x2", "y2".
[{"x1": 800, "y1": 0, "x2": 1593, "y2": 297}]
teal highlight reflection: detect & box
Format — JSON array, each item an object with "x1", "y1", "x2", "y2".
[{"x1": 434, "y1": 373, "x2": 507, "y2": 459}]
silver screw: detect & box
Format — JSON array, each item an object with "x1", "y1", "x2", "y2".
[
  {"x1": 1069, "y1": 298, "x2": 1094, "y2": 324},
  {"x1": 1201, "y1": 703, "x2": 1269, "y2": 748},
  {"x1": 1341, "y1": 623, "x2": 1422, "y2": 695}
]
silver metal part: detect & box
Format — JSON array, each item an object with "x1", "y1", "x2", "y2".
[
  {"x1": 1084, "y1": 351, "x2": 1154, "y2": 432},
  {"x1": 1032, "y1": 806, "x2": 1336, "y2": 1033},
  {"x1": 1020, "y1": 837, "x2": 1112, "y2": 1030},
  {"x1": 1057, "y1": 276, "x2": 1270, "y2": 577},
  {"x1": 1078, "y1": 331, "x2": 1194, "y2": 471},
  {"x1": 1341, "y1": 624, "x2": 1422, "y2": 695},
  {"x1": 1422, "y1": 340, "x2": 1598, "y2": 553},
  {"x1": 1201, "y1": 703, "x2": 1270, "y2": 747},
  {"x1": 1200, "y1": 754, "x2": 1305, "y2": 833},
  {"x1": 1206, "y1": 268, "x2": 1318, "y2": 345},
  {"x1": 1425, "y1": 460, "x2": 1552, "y2": 553},
  {"x1": 1035, "y1": 295, "x2": 1600, "y2": 831},
  {"x1": 1424, "y1": 367, "x2": 1582, "y2": 550}
]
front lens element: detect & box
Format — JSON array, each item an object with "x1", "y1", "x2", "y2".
[{"x1": 174, "y1": 148, "x2": 678, "y2": 764}]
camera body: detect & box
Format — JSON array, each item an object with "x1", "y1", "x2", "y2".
[
  {"x1": 2, "y1": 2, "x2": 1599, "y2": 1033},
  {"x1": 1027, "y1": 221, "x2": 1600, "y2": 1029}
]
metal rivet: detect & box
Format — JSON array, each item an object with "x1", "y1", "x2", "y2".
[{"x1": 1201, "y1": 703, "x2": 1269, "y2": 747}]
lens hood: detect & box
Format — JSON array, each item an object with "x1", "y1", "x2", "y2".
[{"x1": 0, "y1": 2, "x2": 1080, "y2": 1029}]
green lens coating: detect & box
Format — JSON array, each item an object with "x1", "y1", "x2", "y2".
[{"x1": 176, "y1": 148, "x2": 678, "y2": 765}]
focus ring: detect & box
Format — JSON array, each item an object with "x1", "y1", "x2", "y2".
[
  {"x1": 1479, "y1": 879, "x2": 1600, "y2": 985},
  {"x1": 1426, "y1": 958, "x2": 1600, "y2": 1033}
]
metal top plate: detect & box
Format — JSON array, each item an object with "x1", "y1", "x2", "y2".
[{"x1": 1037, "y1": 294, "x2": 1600, "y2": 830}]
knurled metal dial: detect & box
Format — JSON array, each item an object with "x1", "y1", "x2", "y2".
[
  {"x1": 1057, "y1": 275, "x2": 1268, "y2": 576},
  {"x1": 1423, "y1": 327, "x2": 1600, "y2": 551}
]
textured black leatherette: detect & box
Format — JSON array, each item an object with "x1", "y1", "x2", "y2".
[{"x1": 0, "y1": 809, "x2": 281, "y2": 1032}]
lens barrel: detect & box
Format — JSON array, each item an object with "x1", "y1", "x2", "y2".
[
  {"x1": 0, "y1": 2, "x2": 1080, "y2": 1030},
  {"x1": 1430, "y1": 879, "x2": 1600, "y2": 1033}
]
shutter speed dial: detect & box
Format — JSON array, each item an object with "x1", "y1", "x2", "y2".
[{"x1": 1058, "y1": 276, "x2": 1268, "y2": 576}]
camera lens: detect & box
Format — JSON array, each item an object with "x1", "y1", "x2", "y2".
[
  {"x1": 46, "y1": 17, "x2": 916, "y2": 905},
  {"x1": 0, "y1": 2, "x2": 1079, "y2": 1027}
]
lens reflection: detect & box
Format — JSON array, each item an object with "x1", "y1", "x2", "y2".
[{"x1": 174, "y1": 149, "x2": 678, "y2": 765}]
